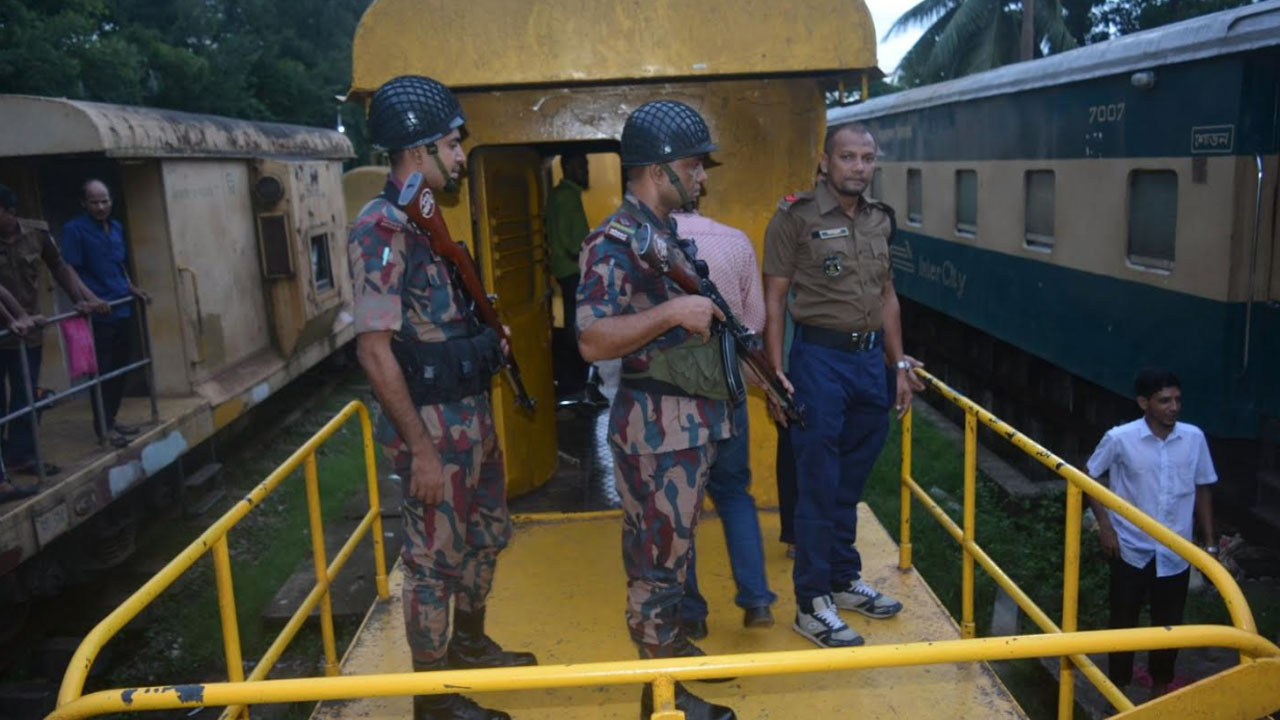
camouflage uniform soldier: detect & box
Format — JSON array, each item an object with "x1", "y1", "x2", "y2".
[
  {"x1": 577, "y1": 100, "x2": 736, "y2": 720},
  {"x1": 350, "y1": 75, "x2": 535, "y2": 720}
]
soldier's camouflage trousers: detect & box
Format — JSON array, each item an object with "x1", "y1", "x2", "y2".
[
  {"x1": 614, "y1": 443, "x2": 717, "y2": 658},
  {"x1": 392, "y1": 429, "x2": 511, "y2": 666}
]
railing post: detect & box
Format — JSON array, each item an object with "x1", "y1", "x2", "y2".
[
  {"x1": 899, "y1": 406, "x2": 913, "y2": 570},
  {"x1": 360, "y1": 406, "x2": 389, "y2": 599},
  {"x1": 304, "y1": 453, "x2": 340, "y2": 676},
  {"x1": 212, "y1": 536, "x2": 248, "y2": 720},
  {"x1": 87, "y1": 317, "x2": 111, "y2": 444},
  {"x1": 1059, "y1": 480, "x2": 1084, "y2": 718},
  {"x1": 136, "y1": 298, "x2": 159, "y2": 423},
  {"x1": 16, "y1": 345, "x2": 46, "y2": 485},
  {"x1": 649, "y1": 675, "x2": 684, "y2": 720},
  {"x1": 961, "y1": 410, "x2": 977, "y2": 639}
]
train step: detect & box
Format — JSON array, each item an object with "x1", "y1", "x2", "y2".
[{"x1": 182, "y1": 462, "x2": 225, "y2": 517}]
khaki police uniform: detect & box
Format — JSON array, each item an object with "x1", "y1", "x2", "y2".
[{"x1": 762, "y1": 180, "x2": 897, "y2": 608}]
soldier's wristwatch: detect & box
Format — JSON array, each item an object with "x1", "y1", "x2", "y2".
[{"x1": 894, "y1": 359, "x2": 912, "y2": 372}]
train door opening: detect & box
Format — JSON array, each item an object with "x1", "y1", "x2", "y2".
[
  {"x1": 467, "y1": 146, "x2": 558, "y2": 498},
  {"x1": 467, "y1": 144, "x2": 622, "y2": 506}
]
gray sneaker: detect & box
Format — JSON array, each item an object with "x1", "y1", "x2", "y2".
[
  {"x1": 793, "y1": 596, "x2": 865, "y2": 648},
  {"x1": 832, "y1": 579, "x2": 904, "y2": 619}
]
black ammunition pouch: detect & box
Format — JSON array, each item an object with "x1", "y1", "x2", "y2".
[{"x1": 391, "y1": 327, "x2": 503, "y2": 405}]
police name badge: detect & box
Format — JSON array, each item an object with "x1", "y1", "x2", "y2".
[
  {"x1": 814, "y1": 227, "x2": 850, "y2": 240},
  {"x1": 823, "y1": 253, "x2": 843, "y2": 277}
]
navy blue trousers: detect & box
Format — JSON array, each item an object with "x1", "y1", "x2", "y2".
[
  {"x1": 682, "y1": 403, "x2": 777, "y2": 618},
  {"x1": 788, "y1": 334, "x2": 890, "y2": 605}
]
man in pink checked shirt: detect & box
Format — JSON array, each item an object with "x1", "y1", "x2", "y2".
[{"x1": 672, "y1": 209, "x2": 778, "y2": 638}]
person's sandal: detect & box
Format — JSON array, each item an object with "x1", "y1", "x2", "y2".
[
  {"x1": 0, "y1": 481, "x2": 40, "y2": 503},
  {"x1": 14, "y1": 461, "x2": 60, "y2": 476}
]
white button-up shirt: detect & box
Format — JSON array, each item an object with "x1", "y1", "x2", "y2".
[{"x1": 1086, "y1": 419, "x2": 1217, "y2": 576}]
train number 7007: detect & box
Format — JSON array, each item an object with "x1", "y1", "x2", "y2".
[{"x1": 1088, "y1": 102, "x2": 1126, "y2": 123}]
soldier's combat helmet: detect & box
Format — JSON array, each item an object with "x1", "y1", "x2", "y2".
[
  {"x1": 620, "y1": 100, "x2": 717, "y2": 168},
  {"x1": 367, "y1": 75, "x2": 465, "y2": 150}
]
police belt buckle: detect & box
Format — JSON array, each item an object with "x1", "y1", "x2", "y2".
[{"x1": 849, "y1": 330, "x2": 880, "y2": 351}]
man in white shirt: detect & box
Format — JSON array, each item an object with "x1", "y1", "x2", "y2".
[{"x1": 1086, "y1": 368, "x2": 1217, "y2": 698}]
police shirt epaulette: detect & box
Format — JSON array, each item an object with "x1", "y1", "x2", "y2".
[
  {"x1": 867, "y1": 199, "x2": 896, "y2": 219},
  {"x1": 777, "y1": 190, "x2": 813, "y2": 211},
  {"x1": 603, "y1": 213, "x2": 640, "y2": 243}
]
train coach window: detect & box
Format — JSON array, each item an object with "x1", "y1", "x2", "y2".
[
  {"x1": 907, "y1": 169, "x2": 923, "y2": 224},
  {"x1": 1127, "y1": 170, "x2": 1177, "y2": 270},
  {"x1": 1024, "y1": 170, "x2": 1055, "y2": 251},
  {"x1": 311, "y1": 233, "x2": 334, "y2": 292},
  {"x1": 955, "y1": 170, "x2": 977, "y2": 236},
  {"x1": 869, "y1": 168, "x2": 883, "y2": 201}
]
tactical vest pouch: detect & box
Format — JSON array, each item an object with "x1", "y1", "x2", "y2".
[
  {"x1": 391, "y1": 327, "x2": 503, "y2": 406},
  {"x1": 622, "y1": 335, "x2": 730, "y2": 400}
]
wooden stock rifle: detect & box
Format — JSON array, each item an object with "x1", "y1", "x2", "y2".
[
  {"x1": 632, "y1": 223, "x2": 806, "y2": 428},
  {"x1": 395, "y1": 172, "x2": 536, "y2": 412}
]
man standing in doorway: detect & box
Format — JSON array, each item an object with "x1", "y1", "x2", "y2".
[
  {"x1": 62, "y1": 179, "x2": 151, "y2": 448},
  {"x1": 577, "y1": 99, "x2": 735, "y2": 720},
  {"x1": 350, "y1": 75, "x2": 535, "y2": 720},
  {"x1": 546, "y1": 152, "x2": 591, "y2": 398},
  {"x1": 673, "y1": 208, "x2": 777, "y2": 638},
  {"x1": 0, "y1": 184, "x2": 106, "y2": 478},
  {"x1": 763, "y1": 123, "x2": 918, "y2": 648},
  {"x1": 1087, "y1": 367, "x2": 1217, "y2": 699}
]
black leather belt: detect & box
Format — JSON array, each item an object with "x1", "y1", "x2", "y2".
[{"x1": 797, "y1": 323, "x2": 882, "y2": 352}]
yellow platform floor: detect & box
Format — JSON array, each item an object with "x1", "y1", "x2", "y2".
[{"x1": 313, "y1": 507, "x2": 1026, "y2": 719}]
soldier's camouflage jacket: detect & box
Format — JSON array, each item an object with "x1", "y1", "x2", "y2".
[
  {"x1": 348, "y1": 178, "x2": 491, "y2": 465},
  {"x1": 576, "y1": 194, "x2": 731, "y2": 455}
]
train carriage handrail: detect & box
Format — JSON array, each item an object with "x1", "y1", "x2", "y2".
[
  {"x1": 0, "y1": 295, "x2": 158, "y2": 486},
  {"x1": 50, "y1": 373, "x2": 1278, "y2": 720},
  {"x1": 55, "y1": 399, "x2": 389, "y2": 719},
  {"x1": 898, "y1": 367, "x2": 1261, "y2": 718},
  {"x1": 47, "y1": 626, "x2": 1280, "y2": 720}
]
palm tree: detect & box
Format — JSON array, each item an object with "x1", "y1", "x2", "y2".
[{"x1": 887, "y1": 0, "x2": 1078, "y2": 87}]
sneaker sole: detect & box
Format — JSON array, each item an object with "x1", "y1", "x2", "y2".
[
  {"x1": 834, "y1": 600, "x2": 904, "y2": 620},
  {"x1": 792, "y1": 621, "x2": 865, "y2": 648}
]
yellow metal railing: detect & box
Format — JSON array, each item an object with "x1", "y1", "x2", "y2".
[
  {"x1": 50, "y1": 389, "x2": 1280, "y2": 720},
  {"x1": 55, "y1": 400, "x2": 389, "y2": 720},
  {"x1": 898, "y1": 368, "x2": 1262, "y2": 718}
]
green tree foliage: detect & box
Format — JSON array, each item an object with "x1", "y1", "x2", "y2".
[
  {"x1": 887, "y1": 0, "x2": 1078, "y2": 87},
  {"x1": 888, "y1": 0, "x2": 1259, "y2": 88},
  {"x1": 0, "y1": 0, "x2": 370, "y2": 153},
  {"x1": 1088, "y1": 0, "x2": 1257, "y2": 41}
]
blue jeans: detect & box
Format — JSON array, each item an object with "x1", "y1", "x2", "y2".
[
  {"x1": 0, "y1": 345, "x2": 42, "y2": 469},
  {"x1": 788, "y1": 334, "x2": 890, "y2": 605},
  {"x1": 681, "y1": 403, "x2": 777, "y2": 621}
]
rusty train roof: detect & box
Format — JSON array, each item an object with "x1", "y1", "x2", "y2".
[
  {"x1": 0, "y1": 95, "x2": 353, "y2": 160},
  {"x1": 349, "y1": 0, "x2": 879, "y2": 96}
]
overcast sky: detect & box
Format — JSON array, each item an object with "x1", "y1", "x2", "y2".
[{"x1": 868, "y1": 0, "x2": 928, "y2": 76}]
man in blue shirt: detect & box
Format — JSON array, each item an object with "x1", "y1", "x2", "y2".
[{"x1": 61, "y1": 179, "x2": 150, "y2": 447}]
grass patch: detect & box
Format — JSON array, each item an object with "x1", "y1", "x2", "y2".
[
  {"x1": 87, "y1": 375, "x2": 375, "y2": 718},
  {"x1": 860, "y1": 407, "x2": 1276, "y2": 719}
]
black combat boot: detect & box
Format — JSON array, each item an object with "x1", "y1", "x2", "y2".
[
  {"x1": 412, "y1": 660, "x2": 511, "y2": 720},
  {"x1": 671, "y1": 636, "x2": 735, "y2": 683},
  {"x1": 639, "y1": 681, "x2": 736, "y2": 720},
  {"x1": 448, "y1": 606, "x2": 539, "y2": 669}
]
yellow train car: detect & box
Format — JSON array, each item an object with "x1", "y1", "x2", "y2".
[
  {"x1": 343, "y1": 0, "x2": 880, "y2": 500},
  {"x1": 45, "y1": 4, "x2": 1280, "y2": 720},
  {"x1": 0, "y1": 96, "x2": 354, "y2": 599}
]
